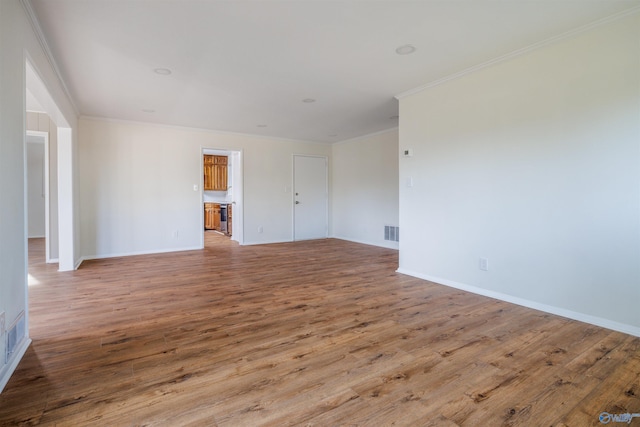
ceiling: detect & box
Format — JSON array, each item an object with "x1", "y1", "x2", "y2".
[{"x1": 27, "y1": 0, "x2": 640, "y2": 143}]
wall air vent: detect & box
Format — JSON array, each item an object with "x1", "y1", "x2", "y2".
[
  {"x1": 6, "y1": 312, "x2": 25, "y2": 364},
  {"x1": 384, "y1": 225, "x2": 399, "y2": 242}
]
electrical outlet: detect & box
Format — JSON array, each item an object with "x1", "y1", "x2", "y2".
[
  {"x1": 258, "y1": 226, "x2": 263, "y2": 233},
  {"x1": 172, "y1": 230, "x2": 179, "y2": 238},
  {"x1": 479, "y1": 257, "x2": 489, "y2": 271}
]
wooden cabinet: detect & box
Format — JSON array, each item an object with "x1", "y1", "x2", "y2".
[
  {"x1": 213, "y1": 204, "x2": 221, "y2": 231},
  {"x1": 227, "y1": 204, "x2": 232, "y2": 236},
  {"x1": 204, "y1": 203, "x2": 215, "y2": 230},
  {"x1": 204, "y1": 164, "x2": 213, "y2": 190},
  {"x1": 204, "y1": 203, "x2": 222, "y2": 231},
  {"x1": 203, "y1": 155, "x2": 228, "y2": 191},
  {"x1": 204, "y1": 155, "x2": 214, "y2": 190},
  {"x1": 214, "y1": 162, "x2": 227, "y2": 191}
]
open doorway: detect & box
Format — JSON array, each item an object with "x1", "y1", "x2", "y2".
[
  {"x1": 26, "y1": 119, "x2": 60, "y2": 265},
  {"x1": 201, "y1": 148, "x2": 243, "y2": 248},
  {"x1": 26, "y1": 59, "x2": 74, "y2": 272},
  {"x1": 26, "y1": 131, "x2": 50, "y2": 262}
]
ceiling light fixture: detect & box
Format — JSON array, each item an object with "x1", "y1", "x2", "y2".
[
  {"x1": 395, "y1": 44, "x2": 416, "y2": 55},
  {"x1": 153, "y1": 68, "x2": 172, "y2": 75},
  {"x1": 302, "y1": 98, "x2": 316, "y2": 103}
]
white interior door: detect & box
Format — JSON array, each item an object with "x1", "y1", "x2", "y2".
[{"x1": 293, "y1": 155, "x2": 328, "y2": 241}]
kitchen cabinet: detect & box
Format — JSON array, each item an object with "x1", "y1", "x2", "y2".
[
  {"x1": 204, "y1": 155, "x2": 214, "y2": 190},
  {"x1": 213, "y1": 162, "x2": 227, "y2": 191},
  {"x1": 227, "y1": 204, "x2": 232, "y2": 236},
  {"x1": 204, "y1": 203, "x2": 215, "y2": 230},
  {"x1": 203, "y1": 155, "x2": 228, "y2": 191},
  {"x1": 204, "y1": 203, "x2": 222, "y2": 231},
  {"x1": 213, "y1": 204, "x2": 221, "y2": 231}
]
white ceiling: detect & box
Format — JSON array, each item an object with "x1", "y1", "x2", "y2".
[{"x1": 28, "y1": 0, "x2": 640, "y2": 143}]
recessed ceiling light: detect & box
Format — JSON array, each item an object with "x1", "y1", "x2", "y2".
[
  {"x1": 302, "y1": 98, "x2": 316, "y2": 103},
  {"x1": 257, "y1": 124, "x2": 268, "y2": 128},
  {"x1": 154, "y1": 68, "x2": 172, "y2": 75},
  {"x1": 395, "y1": 44, "x2": 416, "y2": 55},
  {"x1": 142, "y1": 109, "x2": 156, "y2": 113}
]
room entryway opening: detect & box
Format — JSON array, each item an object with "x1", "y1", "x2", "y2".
[
  {"x1": 23, "y1": 58, "x2": 76, "y2": 367},
  {"x1": 26, "y1": 131, "x2": 51, "y2": 264},
  {"x1": 201, "y1": 148, "x2": 243, "y2": 248}
]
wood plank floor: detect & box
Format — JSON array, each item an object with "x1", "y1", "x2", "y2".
[{"x1": 1, "y1": 234, "x2": 638, "y2": 426}]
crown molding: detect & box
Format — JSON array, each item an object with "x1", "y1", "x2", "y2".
[
  {"x1": 20, "y1": 0, "x2": 79, "y2": 116},
  {"x1": 333, "y1": 127, "x2": 398, "y2": 146},
  {"x1": 396, "y1": 5, "x2": 640, "y2": 100}
]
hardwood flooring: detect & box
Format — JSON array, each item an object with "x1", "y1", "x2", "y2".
[{"x1": 0, "y1": 234, "x2": 638, "y2": 426}]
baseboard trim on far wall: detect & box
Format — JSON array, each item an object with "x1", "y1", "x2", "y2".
[
  {"x1": 333, "y1": 236, "x2": 399, "y2": 251},
  {"x1": 80, "y1": 245, "x2": 203, "y2": 263},
  {"x1": 396, "y1": 268, "x2": 640, "y2": 338},
  {"x1": 241, "y1": 239, "x2": 293, "y2": 246}
]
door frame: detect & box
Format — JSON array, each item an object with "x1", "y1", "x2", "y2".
[
  {"x1": 292, "y1": 154, "x2": 329, "y2": 241},
  {"x1": 200, "y1": 147, "x2": 244, "y2": 246}
]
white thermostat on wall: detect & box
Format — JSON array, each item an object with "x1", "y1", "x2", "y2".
[{"x1": 403, "y1": 149, "x2": 413, "y2": 157}]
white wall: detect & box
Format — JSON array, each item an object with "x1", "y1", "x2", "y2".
[
  {"x1": 332, "y1": 129, "x2": 399, "y2": 249},
  {"x1": 78, "y1": 117, "x2": 332, "y2": 258},
  {"x1": 0, "y1": 0, "x2": 77, "y2": 392},
  {"x1": 397, "y1": 13, "x2": 640, "y2": 335}
]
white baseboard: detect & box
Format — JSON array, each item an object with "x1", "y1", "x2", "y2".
[
  {"x1": 80, "y1": 245, "x2": 203, "y2": 263},
  {"x1": 396, "y1": 268, "x2": 640, "y2": 338},
  {"x1": 331, "y1": 236, "x2": 399, "y2": 250},
  {"x1": 241, "y1": 239, "x2": 293, "y2": 246},
  {"x1": 0, "y1": 337, "x2": 31, "y2": 394}
]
